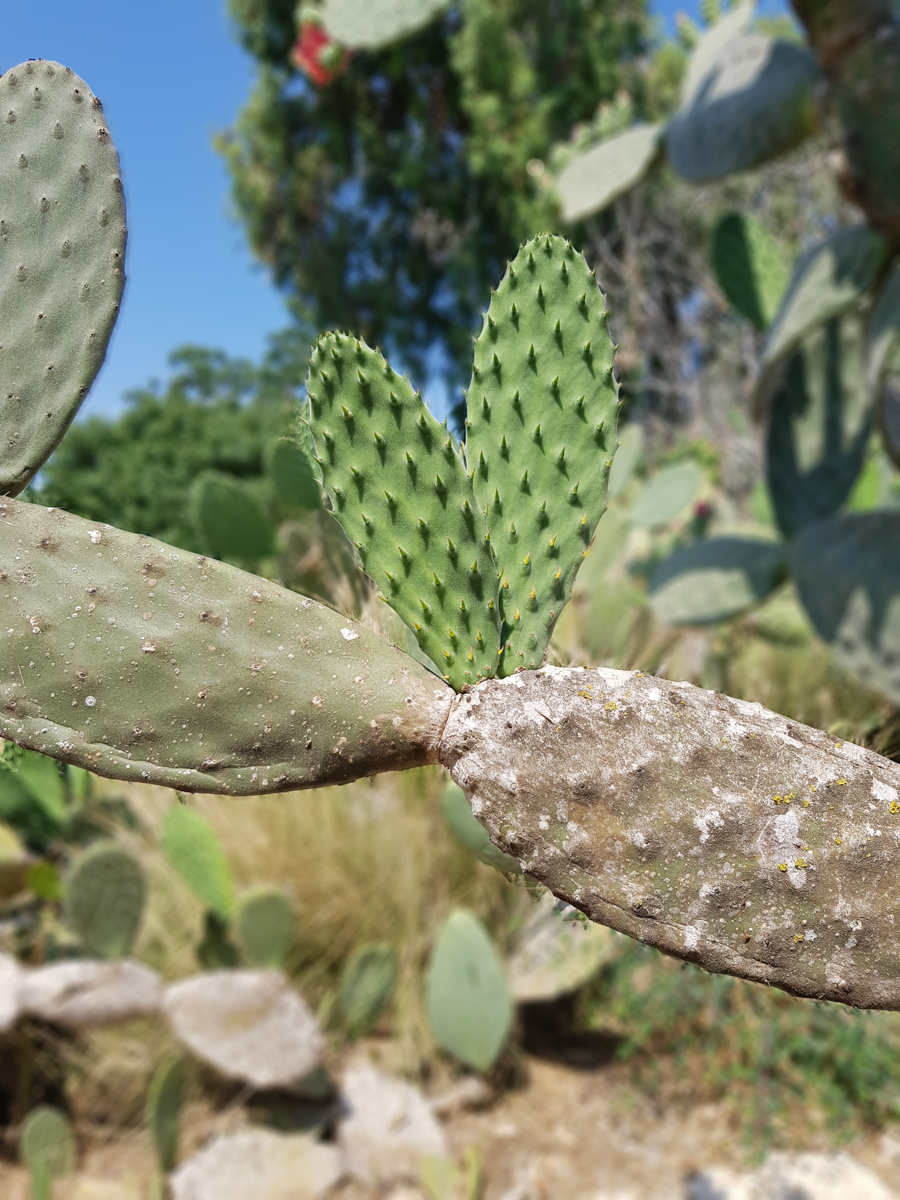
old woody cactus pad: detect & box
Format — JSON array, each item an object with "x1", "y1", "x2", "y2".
[{"x1": 0, "y1": 61, "x2": 126, "y2": 497}]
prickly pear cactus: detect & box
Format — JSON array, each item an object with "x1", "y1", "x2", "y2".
[
  {"x1": 0, "y1": 61, "x2": 126, "y2": 497},
  {"x1": 320, "y1": 0, "x2": 451, "y2": 49},
  {"x1": 146, "y1": 1055, "x2": 187, "y2": 1174},
  {"x1": 235, "y1": 886, "x2": 295, "y2": 967},
  {"x1": 336, "y1": 941, "x2": 397, "y2": 1036},
  {"x1": 466, "y1": 235, "x2": 620, "y2": 674},
  {"x1": 425, "y1": 909, "x2": 513, "y2": 1072},
  {"x1": 161, "y1": 806, "x2": 234, "y2": 918},
  {"x1": 19, "y1": 1106, "x2": 75, "y2": 1200},
  {"x1": 64, "y1": 842, "x2": 146, "y2": 958},
  {"x1": 307, "y1": 333, "x2": 501, "y2": 686},
  {"x1": 190, "y1": 471, "x2": 277, "y2": 566},
  {"x1": 711, "y1": 212, "x2": 789, "y2": 332}
]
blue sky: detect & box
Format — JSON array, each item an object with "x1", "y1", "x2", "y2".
[{"x1": 4, "y1": 1, "x2": 788, "y2": 421}]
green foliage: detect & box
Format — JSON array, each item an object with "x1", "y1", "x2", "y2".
[
  {"x1": 648, "y1": 537, "x2": 786, "y2": 626},
  {"x1": 190, "y1": 471, "x2": 277, "y2": 566},
  {"x1": 466, "y1": 235, "x2": 620, "y2": 674},
  {"x1": 308, "y1": 332, "x2": 500, "y2": 686},
  {"x1": 629, "y1": 462, "x2": 702, "y2": 528},
  {"x1": 223, "y1": 0, "x2": 649, "y2": 390},
  {"x1": 765, "y1": 316, "x2": 872, "y2": 540},
  {"x1": 425, "y1": 909, "x2": 513, "y2": 1072},
  {"x1": 63, "y1": 843, "x2": 146, "y2": 959},
  {"x1": 161, "y1": 806, "x2": 234, "y2": 918},
  {"x1": 19, "y1": 1106, "x2": 75, "y2": 1200},
  {"x1": 235, "y1": 886, "x2": 295, "y2": 967},
  {"x1": 0, "y1": 748, "x2": 68, "y2": 849},
  {"x1": 0, "y1": 61, "x2": 126, "y2": 497},
  {"x1": 146, "y1": 1056, "x2": 187, "y2": 1174},
  {"x1": 711, "y1": 212, "x2": 789, "y2": 331},
  {"x1": 336, "y1": 942, "x2": 398, "y2": 1036}
]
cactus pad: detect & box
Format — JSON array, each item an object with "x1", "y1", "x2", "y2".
[
  {"x1": 711, "y1": 212, "x2": 789, "y2": 331},
  {"x1": 161, "y1": 806, "x2": 234, "y2": 918},
  {"x1": 766, "y1": 316, "x2": 872, "y2": 540},
  {"x1": 19, "y1": 1106, "x2": 75, "y2": 1196},
  {"x1": 0, "y1": 61, "x2": 126, "y2": 496},
  {"x1": 308, "y1": 332, "x2": 500, "y2": 686},
  {"x1": 146, "y1": 1055, "x2": 186, "y2": 1173},
  {"x1": 267, "y1": 435, "x2": 321, "y2": 511},
  {"x1": 336, "y1": 941, "x2": 397, "y2": 1036},
  {"x1": 648, "y1": 536, "x2": 786, "y2": 625},
  {"x1": 64, "y1": 842, "x2": 145, "y2": 958},
  {"x1": 190, "y1": 471, "x2": 276, "y2": 565},
  {"x1": 440, "y1": 781, "x2": 521, "y2": 878},
  {"x1": 466, "y1": 235, "x2": 620, "y2": 674},
  {"x1": 320, "y1": 0, "x2": 450, "y2": 49},
  {"x1": 425, "y1": 909, "x2": 513, "y2": 1072},
  {"x1": 235, "y1": 886, "x2": 295, "y2": 967},
  {"x1": 629, "y1": 461, "x2": 703, "y2": 528},
  {"x1": 555, "y1": 124, "x2": 663, "y2": 222}
]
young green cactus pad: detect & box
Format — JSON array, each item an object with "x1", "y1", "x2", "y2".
[
  {"x1": 648, "y1": 536, "x2": 786, "y2": 626},
  {"x1": 466, "y1": 235, "x2": 620, "y2": 675},
  {"x1": 555, "y1": 124, "x2": 663, "y2": 223},
  {"x1": 754, "y1": 225, "x2": 889, "y2": 410},
  {"x1": 628, "y1": 461, "x2": 703, "y2": 529},
  {"x1": 790, "y1": 511, "x2": 900, "y2": 704},
  {"x1": 425, "y1": 909, "x2": 513, "y2": 1072},
  {"x1": 161, "y1": 806, "x2": 234, "y2": 918},
  {"x1": 766, "y1": 316, "x2": 871, "y2": 540},
  {"x1": 711, "y1": 212, "x2": 789, "y2": 332},
  {"x1": 235, "y1": 886, "x2": 295, "y2": 967},
  {"x1": 336, "y1": 941, "x2": 398, "y2": 1036},
  {"x1": 267, "y1": 435, "x2": 322, "y2": 511},
  {"x1": 19, "y1": 1106, "x2": 75, "y2": 1200},
  {"x1": 0, "y1": 496, "x2": 453, "y2": 794},
  {"x1": 0, "y1": 61, "x2": 126, "y2": 497},
  {"x1": 64, "y1": 842, "x2": 146, "y2": 958},
  {"x1": 146, "y1": 1055, "x2": 187, "y2": 1174},
  {"x1": 307, "y1": 333, "x2": 500, "y2": 687},
  {"x1": 320, "y1": 0, "x2": 451, "y2": 49},
  {"x1": 190, "y1": 471, "x2": 277, "y2": 566},
  {"x1": 666, "y1": 14, "x2": 820, "y2": 183}
]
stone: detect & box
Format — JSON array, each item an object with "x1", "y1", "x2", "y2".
[
  {"x1": 687, "y1": 1152, "x2": 898, "y2": 1200},
  {"x1": 164, "y1": 970, "x2": 324, "y2": 1089},
  {"x1": 169, "y1": 1130, "x2": 342, "y2": 1200},
  {"x1": 0, "y1": 951, "x2": 22, "y2": 1032},
  {"x1": 19, "y1": 960, "x2": 162, "y2": 1027},
  {"x1": 338, "y1": 1063, "x2": 447, "y2": 1185}
]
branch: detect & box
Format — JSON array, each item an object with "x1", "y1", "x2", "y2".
[
  {"x1": 0, "y1": 499, "x2": 452, "y2": 793},
  {"x1": 441, "y1": 667, "x2": 900, "y2": 1010}
]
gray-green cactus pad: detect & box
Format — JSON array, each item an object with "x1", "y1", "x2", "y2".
[
  {"x1": 667, "y1": 23, "x2": 819, "y2": 183},
  {"x1": 629, "y1": 461, "x2": 702, "y2": 528},
  {"x1": 754, "y1": 225, "x2": 889, "y2": 410},
  {"x1": 649, "y1": 536, "x2": 786, "y2": 626},
  {"x1": 766, "y1": 316, "x2": 872, "y2": 540},
  {"x1": 337, "y1": 941, "x2": 397, "y2": 1036},
  {"x1": 308, "y1": 332, "x2": 500, "y2": 688},
  {"x1": 790, "y1": 512, "x2": 900, "y2": 704},
  {"x1": 440, "y1": 780, "x2": 521, "y2": 878},
  {"x1": 235, "y1": 886, "x2": 295, "y2": 966},
  {"x1": 555, "y1": 124, "x2": 663, "y2": 223},
  {"x1": 190, "y1": 471, "x2": 276, "y2": 565},
  {"x1": 466, "y1": 235, "x2": 620, "y2": 675},
  {"x1": 320, "y1": 0, "x2": 450, "y2": 48},
  {"x1": 162, "y1": 806, "x2": 234, "y2": 917},
  {"x1": 64, "y1": 842, "x2": 146, "y2": 958},
  {"x1": 0, "y1": 61, "x2": 126, "y2": 497},
  {"x1": 867, "y1": 261, "x2": 900, "y2": 391},
  {"x1": 146, "y1": 1056, "x2": 186, "y2": 1174},
  {"x1": 19, "y1": 1106, "x2": 75, "y2": 1183},
  {"x1": 0, "y1": 497, "x2": 452, "y2": 793},
  {"x1": 267, "y1": 435, "x2": 321, "y2": 511},
  {"x1": 711, "y1": 212, "x2": 789, "y2": 332},
  {"x1": 425, "y1": 908, "x2": 513, "y2": 1072}
]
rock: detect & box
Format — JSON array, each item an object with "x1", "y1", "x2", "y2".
[
  {"x1": 169, "y1": 1130, "x2": 342, "y2": 1200},
  {"x1": 687, "y1": 1152, "x2": 898, "y2": 1200},
  {"x1": 71, "y1": 1179, "x2": 143, "y2": 1200},
  {"x1": 338, "y1": 1063, "x2": 447, "y2": 1185},
  {"x1": 430, "y1": 1075, "x2": 492, "y2": 1118},
  {"x1": 0, "y1": 951, "x2": 22, "y2": 1032},
  {"x1": 507, "y1": 892, "x2": 617, "y2": 1004},
  {"x1": 164, "y1": 970, "x2": 324, "y2": 1090},
  {"x1": 19, "y1": 960, "x2": 163, "y2": 1027}
]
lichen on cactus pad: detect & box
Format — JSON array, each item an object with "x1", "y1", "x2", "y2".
[
  {"x1": 0, "y1": 60, "x2": 126, "y2": 497},
  {"x1": 307, "y1": 332, "x2": 501, "y2": 687},
  {"x1": 465, "y1": 234, "x2": 620, "y2": 675}
]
